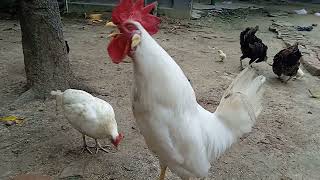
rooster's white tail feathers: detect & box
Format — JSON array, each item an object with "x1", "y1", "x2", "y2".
[{"x1": 215, "y1": 67, "x2": 266, "y2": 138}]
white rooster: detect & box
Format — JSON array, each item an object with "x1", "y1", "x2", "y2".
[
  {"x1": 106, "y1": 0, "x2": 266, "y2": 179},
  {"x1": 51, "y1": 89, "x2": 124, "y2": 154}
]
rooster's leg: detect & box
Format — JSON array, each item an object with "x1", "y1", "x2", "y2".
[
  {"x1": 81, "y1": 135, "x2": 93, "y2": 154},
  {"x1": 94, "y1": 139, "x2": 110, "y2": 154},
  {"x1": 159, "y1": 165, "x2": 167, "y2": 180}
]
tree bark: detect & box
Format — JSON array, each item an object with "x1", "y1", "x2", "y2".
[{"x1": 18, "y1": 0, "x2": 73, "y2": 100}]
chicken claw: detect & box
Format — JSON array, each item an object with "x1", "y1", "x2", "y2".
[
  {"x1": 81, "y1": 135, "x2": 93, "y2": 154},
  {"x1": 95, "y1": 139, "x2": 110, "y2": 154},
  {"x1": 81, "y1": 145, "x2": 93, "y2": 154},
  {"x1": 284, "y1": 76, "x2": 293, "y2": 83},
  {"x1": 159, "y1": 165, "x2": 167, "y2": 180}
]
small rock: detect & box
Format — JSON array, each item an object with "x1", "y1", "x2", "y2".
[
  {"x1": 9, "y1": 106, "x2": 16, "y2": 111},
  {"x1": 296, "y1": 26, "x2": 313, "y2": 32},
  {"x1": 280, "y1": 176, "x2": 293, "y2": 180},
  {"x1": 122, "y1": 165, "x2": 134, "y2": 171},
  {"x1": 301, "y1": 55, "x2": 320, "y2": 76},
  {"x1": 59, "y1": 161, "x2": 86, "y2": 179},
  {"x1": 222, "y1": 1, "x2": 232, "y2": 4},
  {"x1": 258, "y1": 138, "x2": 270, "y2": 145},
  {"x1": 191, "y1": 10, "x2": 202, "y2": 20},
  {"x1": 294, "y1": 9, "x2": 307, "y2": 15},
  {"x1": 4, "y1": 121, "x2": 16, "y2": 126},
  {"x1": 12, "y1": 174, "x2": 53, "y2": 180},
  {"x1": 307, "y1": 111, "x2": 312, "y2": 114},
  {"x1": 2, "y1": 27, "x2": 16, "y2": 31},
  {"x1": 12, "y1": 149, "x2": 22, "y2": 154},
  {"x1": 268, "y1": 12, "x2": 288, "y2": 17},
  {"x1": 38, "y1": 107, "x2": 44, "y2": 112}
]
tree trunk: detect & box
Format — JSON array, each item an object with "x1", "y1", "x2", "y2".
[{"x1": 18, "y1": 0, "x2": 73, "y2": 100}]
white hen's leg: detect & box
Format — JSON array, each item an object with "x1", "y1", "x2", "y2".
[
  {"x1": 94, "y1": 139, "x2": 110, "y2": 154},
  {"x1": 159, "y1": 165, "x2": 167, "y2": 180},
  {"x1": 81, "y1": 135, "x2": 92, "y2": 154}
]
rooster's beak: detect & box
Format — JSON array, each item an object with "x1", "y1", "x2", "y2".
[
  {"x1": 105, "y1": 21, "x2": 117, "y2": 27},
  {"x1": 106, "y1": 21, "x2": 120, "y2": 38},
  {"x1": 108, "y1": 31, "x2": 121, "y2": 38},
  {"x1": 131, "y1": 34, "x2": 141, "y2": 49}
]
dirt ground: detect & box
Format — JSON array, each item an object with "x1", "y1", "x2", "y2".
[{"x1": 1, "y1": 2, "x2": 320, "y2": 180}]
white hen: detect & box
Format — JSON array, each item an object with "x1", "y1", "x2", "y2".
[
  {"x1": 106, "y1": 1, "x2": 266, "y2": 179},
  {"x1": 51, "y1": 89, "x2": 123, "y2": 154}
]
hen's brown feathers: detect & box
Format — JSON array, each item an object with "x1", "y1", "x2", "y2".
[{"x1": 272, "y1": 44, "x2": 302, "y2": 77}]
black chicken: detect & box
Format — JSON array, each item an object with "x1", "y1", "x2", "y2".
[
  {"x1": 240, "y1": 26, "x2": 268, "y2": 69},
  {"x1": 272, "y1": 43, "x2": 302, "y2": 82}
]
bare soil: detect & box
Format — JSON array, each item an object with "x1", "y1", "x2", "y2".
[{"x1": 0, "y1": 3, "x2": 320, "y2": 180}]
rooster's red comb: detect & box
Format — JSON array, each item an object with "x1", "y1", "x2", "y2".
[{"x1": 111, "y1": 0, "x2": 160, "y2": 35}]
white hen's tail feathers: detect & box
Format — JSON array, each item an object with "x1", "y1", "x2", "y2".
[
  {"x1": 50, "y1": 90, "x2": 63, "y2": 96},
  {"x1": 215, "y1": 67, "x2": 266, "y2": 138},
  {"x1": 51, "y1": 90, "x2": 64, "y2": 113}
]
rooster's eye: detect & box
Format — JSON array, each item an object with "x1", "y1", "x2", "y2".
[{"x1": 124, "y1": 23, "x2": 137, "y2": 31}]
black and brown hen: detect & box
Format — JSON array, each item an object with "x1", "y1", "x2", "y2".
[
  {"x1": 272, "y1": 43, "x2": 302, "y2": 82},
  {"x1": 240, "y1": 26, "x2": 268, "y2": 69}
]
